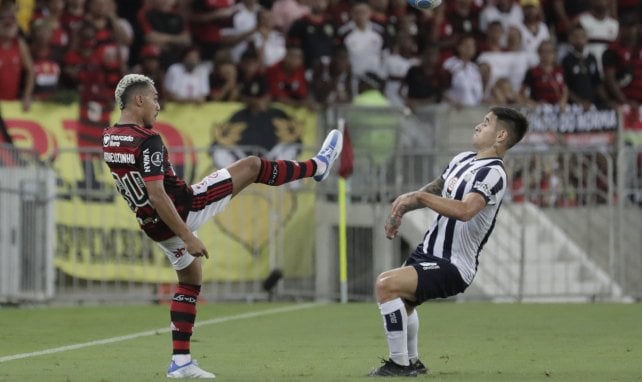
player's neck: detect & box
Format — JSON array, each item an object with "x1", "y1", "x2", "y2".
[
  {"x1": 476, "y1": 147, "x2": 504, "y2": 160},
  {"x1": 117, "y1": 110, "x2": 144, "y2": 126}
]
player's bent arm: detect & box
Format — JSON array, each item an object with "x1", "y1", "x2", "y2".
[
  {"x1": 145, "y1": 180, "x2": 194, "y2": 240},
  {"x1": 415, "y1": 191, "x2": 486, "y2": 221},
  {"x1": 419, "y1": 177, "x2": 445, "y2": 196},
  {"x1": 396, "y1": 177, "x2": 445, "y2": 215},
  {"x1": 145, "y1": 180, "x2": 209, "y2": 257}
]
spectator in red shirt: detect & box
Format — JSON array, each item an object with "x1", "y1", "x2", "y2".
[
  {"x1": 64, "y1": 20, "x2": 122, "y2": 194},
  {"x1": 436, "y1": 0, "x2": 482, "y2": 51},
  {"x1": 0, "y1": 2, "x2": 35, "y2": 111},
  {"x1": 30, "y1": 19, "x2": 62, "y2": 101},
  {"x1": 325, "y1": 0, "x2": 351, "y2": 27},
  {"x1": 61, "y1": 0, "x2": 87, "y2": 35},
  {"x1": 30, "y1": 0, "x2": 69, "y2": 62},
  {"x1": 183, "y1": 0, "x2": 236, "y2": 60},
  {"x1": 603, "y1": 17, "x2": 642, "y2": 108},
  {"x1": 85, "y1": 0, "x2": 132, "y2": 51},
  {"x1": 266, "y1": 45, "x2": 313, "y2": 108},
  {"x1": 132, "y1": 44, "x2": 167, "y2": 105},
  {"x1": 521, "y1": 40, "x2": 568, "y2": 110}
]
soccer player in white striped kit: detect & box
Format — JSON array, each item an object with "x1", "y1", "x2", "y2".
[{"x1": 369, "y1": 107, "x2": 528, "y2": 377}]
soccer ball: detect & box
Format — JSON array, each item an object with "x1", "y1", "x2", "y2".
[{"x1": 408, "y1": 0, "x2": 442, "y2": 10}]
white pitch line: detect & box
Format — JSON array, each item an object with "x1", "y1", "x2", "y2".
[{"x1": 0, "y1": 303, "x2": 322, "y2": 363}]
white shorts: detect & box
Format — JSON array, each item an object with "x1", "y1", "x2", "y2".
[{"x1": 156, "y1": 168, "x2": 233, "y2": 270}]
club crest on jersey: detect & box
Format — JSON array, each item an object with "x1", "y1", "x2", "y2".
[{"x1": 447, "y1": 177, "x2": 458, "y2": 193}]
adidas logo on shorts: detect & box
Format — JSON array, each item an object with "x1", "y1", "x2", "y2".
[{"x1": 419, "y1": 262, "x2": 440, "y2": 270}]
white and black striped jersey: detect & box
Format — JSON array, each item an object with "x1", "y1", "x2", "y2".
[{"x1": 421, "y1": 151, "x2": 506, "y2": 284}]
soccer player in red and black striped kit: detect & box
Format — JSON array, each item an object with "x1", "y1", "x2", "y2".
[{"x1": 104, "y1": 74, "x2": 343, "y2": 379}]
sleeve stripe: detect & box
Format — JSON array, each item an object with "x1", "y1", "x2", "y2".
[{"x1": 143, "y1": 175, "x2": 164, "y2": 181}]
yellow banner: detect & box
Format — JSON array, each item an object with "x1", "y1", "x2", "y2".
[{"x1": 2, "y1": 101, "x2": 317, "y2": 282}]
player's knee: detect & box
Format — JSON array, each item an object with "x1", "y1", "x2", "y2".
[
  {"x1": 244, "y1": 155, "x2": 262, "y2": 175},
  {"x1": 374, "y1": 273, "x2": 397, "y2": 299}
]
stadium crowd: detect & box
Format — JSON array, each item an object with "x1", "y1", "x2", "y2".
[
  {"x1": 1, "y1": 0, "x2": 640, "y2": 208},
  {"x1": 1, "y1": 0, "x2": 641, "y2": 112}
]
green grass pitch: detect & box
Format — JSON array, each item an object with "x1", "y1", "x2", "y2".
[{"x1": 1, "y1": 302, "x2": 641, "y2": 381}]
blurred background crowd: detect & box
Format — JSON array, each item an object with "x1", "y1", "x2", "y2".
[{"x1": 1, "y1": 0, "x2": 641, "y2": 115}]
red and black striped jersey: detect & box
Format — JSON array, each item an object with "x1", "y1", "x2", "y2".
[
  {"x1": 603, "y1": 42, "x2": 642, "y2": 103},
  {"x1": 523, "y1": 65, "x2": 566, "y2": 104},
  {"x1": 103, "y1": 123, "x2": 193, "y2": 241}
]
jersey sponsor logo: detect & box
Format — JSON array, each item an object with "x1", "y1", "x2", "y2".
[
  {"x1": 104, "y1": 134, "x2": 134, "y2": 147},
  {"x1": 150, "y1": 151, "x2": 162, "y2": 166},
  {"x1": 143, "y1": 148, "x2": 151, "y2": 173},
  {"x1": 474, "y1": 181, "x2": 491, "y2": 197},
  {"x1": 419, "y1": 262, "x2": 440, "y2": 270},
  {"x1": 103, "y1": 152, "x2": 136, "y2": 164}
]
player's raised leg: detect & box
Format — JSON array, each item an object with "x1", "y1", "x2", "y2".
[{"x1": 224, "y1": 129, "x2": 343, "y2": 195}]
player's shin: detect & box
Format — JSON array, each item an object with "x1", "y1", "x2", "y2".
[
  {"x1": 170, "y1": 283, "x2": 201, "y2": 365},
  {"x1": 254, "y1": 158, "x2": 317, "y2": 186},
  {"x1": 378, "y1": 298, "x2": 409, "y2": 366}
]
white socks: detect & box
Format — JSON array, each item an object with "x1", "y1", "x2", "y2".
[
  {"x1": 407, "y1": 309, "x2": 419, "y2": 362},
  {"x1": 378, "y1": 298, "x2": 409, "y2": 366},
  {"x1": 172, "y1": 354, "x2": 192, "y2": 366},
  {"x1": 313, "y1": 157, "x2": 327, "y2": 176}
]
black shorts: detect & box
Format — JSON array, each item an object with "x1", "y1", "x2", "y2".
[{"x1": 403, "y1": 244, "x2": 469, "y2": 306}]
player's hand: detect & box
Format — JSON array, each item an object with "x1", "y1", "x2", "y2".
[
  {"x1": 385, "y1": 192, "x2": 418, "y2": 239},
  {"x1": 184, "y1": 235, "x2": 209, "y2": 259},
  {"x1": 384, "y1": 212, "x2": 403, "y2": 239}
]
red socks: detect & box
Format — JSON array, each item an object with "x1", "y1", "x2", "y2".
[
  {"x1": 255, "y1": 158, "x2": 317, "y2": 186},
  {"x1": 170, "y1": 283, "x2": 200, "y2": 355}
]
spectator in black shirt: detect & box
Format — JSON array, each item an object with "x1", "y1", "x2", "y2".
[
  {"x1": 562, "y1": 25, "x2": 610, "y2": 110},
  {"x1": 287, "y1": 0, "x2": 337, "y2": 69},
  {"x1": 400, "y1": 46, "x2": 446, "y2": 112},
  {"x1": 138, "y1": 0, "x2": 191, "y2": 69}
]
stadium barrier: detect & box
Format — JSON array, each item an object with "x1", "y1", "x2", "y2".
[{"x1": 0, "y1": 144, "x2": 56, "y2": 303}]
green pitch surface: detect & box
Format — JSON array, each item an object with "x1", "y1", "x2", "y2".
[{"x1": 1, "y1": 302, "x2": 641, "y2": 382}]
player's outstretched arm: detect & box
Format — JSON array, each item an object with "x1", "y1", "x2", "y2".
[{"x1": 145, "y1": 179, "x2": 209, "y2": 258}]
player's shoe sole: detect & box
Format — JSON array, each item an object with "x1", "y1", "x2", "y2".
[
  {"x1": 167, "y1": 360, "x2": 216, "y2": 379},
  {"x1": 313, "y1": 129, "x2": 343, "y2": 182}
]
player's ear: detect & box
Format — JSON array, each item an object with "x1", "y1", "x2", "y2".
[{"x1": 496, "y1": 128, "x2": 509, "y2": 144}]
